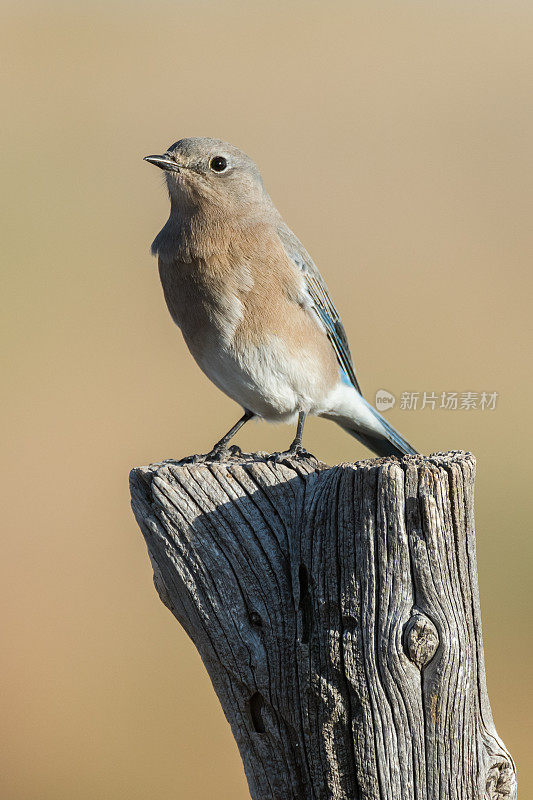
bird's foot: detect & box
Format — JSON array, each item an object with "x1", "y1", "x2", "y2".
[
  {"x1": 183, "y1": 444, "x2": 243, "y2": 464},
  {"x1": 270, "y1": 445, "x2": 317, "y2": 464}
]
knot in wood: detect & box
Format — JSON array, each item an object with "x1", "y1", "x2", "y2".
[
  {"x1": 248, "y1": 610, "x2": 263, "y2": 628},
  {"x1": 486, "y1": 762, "x2": 516, "y2": 799},
  {"x1": 404, "y1": 611, "x2": 439, "y2": 668}
]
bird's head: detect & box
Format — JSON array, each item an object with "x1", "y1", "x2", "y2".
[{"x1": 144, "y1": 137, "x2": 272, "y2": 219}]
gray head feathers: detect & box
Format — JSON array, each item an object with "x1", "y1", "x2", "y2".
[{"x1": 147, "y1": 137, "x2": 279, "y2": 258}]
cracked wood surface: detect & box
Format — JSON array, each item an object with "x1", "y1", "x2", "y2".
[{"x1": 130, "y1": 450, "x2": 516, "y2": 800}]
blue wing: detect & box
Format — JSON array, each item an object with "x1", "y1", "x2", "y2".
[{"x1": 277, "y1": 223, "x2": 362, "y2": 395}]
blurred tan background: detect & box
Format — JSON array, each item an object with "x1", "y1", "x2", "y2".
[{"x1": 2, "y1": 1, "x2": 532, "y2": 797}]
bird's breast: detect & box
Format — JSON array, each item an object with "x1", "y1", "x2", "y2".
[
  {"x1": 158, "y1": 255, "x2": 249, "y2": 356},
  {"x1": 157, "y1": 246, "x2": 339, "y2": 419}
]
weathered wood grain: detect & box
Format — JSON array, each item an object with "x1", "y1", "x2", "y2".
[{"x1": 130, "y1": 450, "x2": 516, "y2": 800}]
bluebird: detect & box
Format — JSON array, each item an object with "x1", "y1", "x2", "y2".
[{"x1": 144, "y1": 138, "x2": 417, "y2": 459}]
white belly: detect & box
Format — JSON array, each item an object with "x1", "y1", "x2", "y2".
[{"x1": 195, "y1": 334, "x2": 332, "y2": 422}]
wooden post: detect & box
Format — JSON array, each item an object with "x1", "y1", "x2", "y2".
[{"x1": 130, "y1": 450, "x2": 516, "y2": 800}]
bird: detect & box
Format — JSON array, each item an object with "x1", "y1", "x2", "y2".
[{"x1": 144, "y1": 137, "x2": 417, "y2": 460}]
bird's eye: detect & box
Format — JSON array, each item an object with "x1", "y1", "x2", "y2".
[{"x1": 210, "y1": 156, "x2": 228, "y2": 172}]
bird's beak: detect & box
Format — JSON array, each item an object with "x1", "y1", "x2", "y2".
[{"x1": 143, "y1": 154, "x2": 181, "y2": 172}]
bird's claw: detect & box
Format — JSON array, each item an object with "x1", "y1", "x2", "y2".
[
  {"x1": 270, "y1": 445, "x2": 316, "y2": 464},
  {"x1": 184, "y1": 444, "x2": 243, "y2": 464}
]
